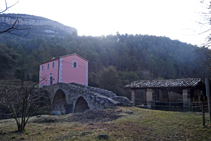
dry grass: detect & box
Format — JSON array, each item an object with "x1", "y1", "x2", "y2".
[{"x1": 1, "y1": 107, "x2": 211, "y2": 141}]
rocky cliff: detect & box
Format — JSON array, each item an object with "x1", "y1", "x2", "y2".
[{"x1": 0, "y1": 14, "x2": 77, "y2": 39}]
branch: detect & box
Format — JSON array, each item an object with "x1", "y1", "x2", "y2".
[
  {"x1": 0, "y1": 0, "x2": 31, "y2": 37},
  {"x1": 0, "y1": 78, "x2": 50, "y2": 126},
  {"x1": 0, "y1": 18, "x2": 31, "y2": 37},
  {"x1": 198, "y1": 28, "x2": 211, "y2": 35},
  {"x1": 0, "y1": 0, "x2": 19, "y2": 14}
]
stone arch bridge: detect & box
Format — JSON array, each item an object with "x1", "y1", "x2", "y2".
[{"x1": 42, "y1": 83, "x2": 132, "y2": 114}]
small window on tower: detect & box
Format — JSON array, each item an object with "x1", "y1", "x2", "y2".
[
  {"x1": 42, "y1": 65, "x2": 44, "y2": 70},
  {"x1": 47, "y1": 64, "x2": 49, "y2": 69},
  {"x1": 52, "y1": 62, "x2": 54, "y2": 68}
]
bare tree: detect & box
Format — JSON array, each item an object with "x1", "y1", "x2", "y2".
[
  {"x1": 0, "y1": 81, "x2": 50, "y2": 132},
  {"x1": 195, "y1": 47, "x2": 211, "y2": 78},
  {"x1": 0, "y1": 0, "x2": 31, "y2": 36},
  {"x1": 198, "y1": 1, "x2": 211, "y2": 47},
  {"x1": 193, "y1": 1, "x2": 211, "y2": 78},
  {"x1": 0, "y1": 0, "x2": 19, "y2": 14}
]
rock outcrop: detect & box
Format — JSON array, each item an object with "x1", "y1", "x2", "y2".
[{"x1": 0, "y1": 14, "x2": 77, "y2": 38}]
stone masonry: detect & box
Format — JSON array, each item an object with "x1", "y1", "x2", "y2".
[{"x1": 43, "y1": 83, "x2": 133, "y2": 115}]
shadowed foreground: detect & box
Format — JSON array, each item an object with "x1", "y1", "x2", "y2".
[{"x1": 0, "y1": 107, "x2": 211, "y2": 140}]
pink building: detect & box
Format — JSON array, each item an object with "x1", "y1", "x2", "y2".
[{"x1": 39, "y1": 53, "x2": 88, "y2": 87}]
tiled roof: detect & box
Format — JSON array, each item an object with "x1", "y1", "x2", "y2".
[
  {"x1": 124, "y1": 78, "x2": 204, "y2": 88},
  {"x1": 40, "y1": 53, "x2": 88, "y2": 65}
]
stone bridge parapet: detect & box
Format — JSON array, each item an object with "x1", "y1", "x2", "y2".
[{"x1": 42, "y1": 83, "x2": 132, "y2": 114}]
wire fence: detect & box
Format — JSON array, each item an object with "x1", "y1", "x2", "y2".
[{"x1": 135, "y1": 100, "x2": 208, "y2": 112}]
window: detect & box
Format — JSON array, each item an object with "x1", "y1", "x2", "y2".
[
  {"x1": 52, "y1": 62, "x2": 54, "y2": 68},
  {"x1": 72, "y1": 62, "x2": 78, "y2": 68},
  {"x1": 42, "y1": 65, "x2": 44, "y2": 70},
  {"x1": 73, "y1": 62, "x2": 77, "y2": 68},
  {"x1": 47, "y1": 64, "x2": 49, "y2": 69}
]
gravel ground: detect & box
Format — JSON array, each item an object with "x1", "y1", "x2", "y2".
[
  {"x1": 67, "y1": 109, "x2": 123, "y2": 123},
  {"x1": 30, "y1": 109, "x2": 125, "y2": 124}
]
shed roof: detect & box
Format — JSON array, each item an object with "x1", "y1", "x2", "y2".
[{"x1": 125, "y1": 78, "x2": 204, "y2": 89}]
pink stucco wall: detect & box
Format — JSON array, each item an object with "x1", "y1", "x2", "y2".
[
  {"x1": 39, "y1": 54, "x2": 88, "y2": 87},
  {"x1": 60, "y1": 54, "x2": 87, "y2": 85},
  {"x1": 39, "y1": 59, "x2": 59, "y2": 86}
]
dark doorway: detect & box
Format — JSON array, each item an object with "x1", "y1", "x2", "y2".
[
  {"x1": 50, "y1": 77, "x2": 53, "y2": 85},
  {"x1": 52, "y1": 89, "x2": 66, "y2": 115},
  {"x1": 74, "y1": 97, "x2": 89, "y2": 113}
]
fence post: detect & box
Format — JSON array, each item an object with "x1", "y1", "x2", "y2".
[
  {"x1": 169, "y1": 102, "x2": 170, "y2": 110},
  {"x1": 205, "y1": 78, "x2": 211, "y2": 123},
  {"x1": 131, "y1": 89, "x2": 136, "y2": 106},
  {"x1": 192, "y1": 102, "x2": 193, "y2": 112},
  {"x1": 200, "y1": 91, "x2": 205, "y2": 126}
]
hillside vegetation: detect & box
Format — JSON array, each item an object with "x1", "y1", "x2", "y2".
[
  {"x1": 1, "y1": 14, "x2": 211, "y2": 97},
  {"x1": 0, "y1": 32, "x2": 209, "y2": 96},
  {"x1": 0, "y1": 107, "x2": 211, "y2": 140}
]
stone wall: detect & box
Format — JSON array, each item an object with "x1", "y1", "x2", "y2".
[{"x1": 43, "y1": 83, "x2": 133, "y2": 114}]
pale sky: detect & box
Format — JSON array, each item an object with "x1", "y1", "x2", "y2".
[{"x1": 1, "y1": 0, "x2": 211, "y2": 46}]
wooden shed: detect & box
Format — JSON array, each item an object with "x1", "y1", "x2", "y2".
[{"x1": 125, "y1": 78, "x2": 206, "y2": 110}]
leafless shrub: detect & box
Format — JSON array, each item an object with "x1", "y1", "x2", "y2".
[{"x1": 0, "y1": 81, "x2": 50, "y2": 132}]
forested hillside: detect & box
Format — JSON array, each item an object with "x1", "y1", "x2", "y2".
[{"x1": 0, "y1": 32, "x2": 209, "y2": 96}]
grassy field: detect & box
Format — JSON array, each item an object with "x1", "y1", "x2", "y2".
[{"x1": 0, "y1": 107, "x2": 211, "y2": 141}]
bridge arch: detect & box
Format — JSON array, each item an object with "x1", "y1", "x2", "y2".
[
  {"x1": 73, "y1": 96, "x2": 90, "y2": 113},
  {"x1": 42, "y1": 83, "x2": 132, "y2": 114},
  {"x1": 51, "y1": 89, "x2": 67, "y2": 115}
]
